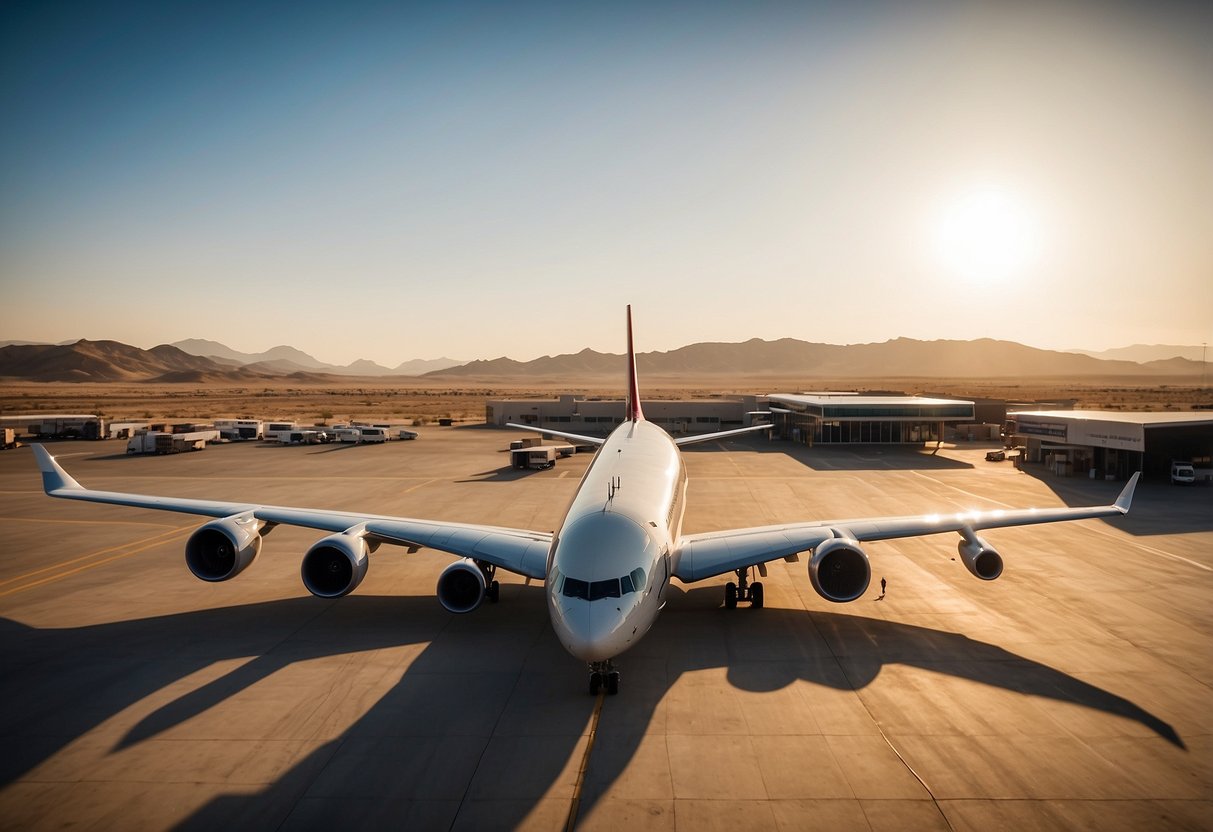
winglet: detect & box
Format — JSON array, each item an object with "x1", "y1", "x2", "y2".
[
  {"x1": 32, "y1": 444, "x2": 83, "y2": 493},
  {"x1": 1114, "y1": 472, "x2": 1140, "y2": 513},
  {"x1": 625, "y1": 304, "x2": 644, "y2": 422}
]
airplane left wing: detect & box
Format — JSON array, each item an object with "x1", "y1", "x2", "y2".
[
  {"x1": 33, "y1": 445, "x2": 551, "y2": 580},
  {"x1": 675, "y1": 473, "x2": 1139, "y2": 581},
  {"x1": 674, "y1": 423, "x2": 773, "y2": 446},
  {"x1": 506, "y1": 423, "x2": 605, "y2": 446}
]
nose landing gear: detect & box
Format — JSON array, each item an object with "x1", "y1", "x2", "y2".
[
  {"x1": 589, "y1": 661, "x2": 620, "y2": 695},
  {"x1": 724, "y1": 567, "x2": 764, "y2": 609}
]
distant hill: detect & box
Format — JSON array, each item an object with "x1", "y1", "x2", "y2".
[
  {"x1": 0, "y1": 340, "x2": 276, "y2": 382},
  {"x1": 170, "y1": 339, "x2": 462, "y2": 376},
  {"x1": 426, "y1": 337, "x2": 1206, "y2": 379},
  {"x1": 170, "y1": 339, "x2": 333, "y2": 369},
  {"x1": 1067, "y1": 344, "x2": 1207, "y2": 363},
  {"x1": 392, "y1": 357, "x2": 465, "y2": 374}
]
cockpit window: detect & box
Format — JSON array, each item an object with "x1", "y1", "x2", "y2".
[
  {"x1": 562, "y1": 577, "x2": 589, "y2": 600},
  {"x1": 630, "y1": 567, "x2": 646, "y2": 593},
  {"x1": 589, "y1": 578, "x2": 621, "y2": 600},
  {"x1": 560, "y1": 568, "x2": 647, "y2": 601}
]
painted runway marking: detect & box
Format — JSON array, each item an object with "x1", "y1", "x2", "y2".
[
  {"x1": 401, "y1": 479, "x2": 436, "y2": 494},
  {"x1": 565, "y1": 690, "x2": 604, "y2": 832},
  {"x1": 1083, "y1": 524, "x2": 1212, "y2": 573},
  {"x1": 910, "y1": 470, "x2": 1017, "y2": 509},
  {"x1": 1, "y1": 517, "x2": 178, "y2": 528},
  {"x1": 0, "y1": 525, "x2": 192, "y2": 596}
]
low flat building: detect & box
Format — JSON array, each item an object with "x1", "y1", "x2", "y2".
[
  {"x1": 1008, "y1": 410, "x2": 1213, "y2": 481},
  {"x1": 485, "y1": 394, "x2": 763, "y2": 437},
  {"x1": 768, "y1": 393, "x2": 975, "y2": 445}
]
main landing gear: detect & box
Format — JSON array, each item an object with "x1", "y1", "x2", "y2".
[
  {"x1": 480, "y1": 562, "x2": 501, "y2": 603},
  {"x1": 724, "y1": 567, "x2": 764, "y2": 609},
  {"x1": 589, "y1": 661, "x2": 620, "y2": 696}
]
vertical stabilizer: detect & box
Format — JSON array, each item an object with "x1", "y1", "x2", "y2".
[{"x1": 626, "y1": 305, "x2": 644, "y2": 422}]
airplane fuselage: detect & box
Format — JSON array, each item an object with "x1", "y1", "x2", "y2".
[{"x1": 546, "y1": 419, "x2": 687, "y2": 663}]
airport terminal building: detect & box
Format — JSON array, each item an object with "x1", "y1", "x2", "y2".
[
  {"x1": 767, "y1": 393, "x2": 975, "y2": 445},
  {"x1": 1007, "y1": 410, "x2": 1213, "y2": 481},
  {"x1": 485, "y1": 394, "x2": 764, "y2": 437}
]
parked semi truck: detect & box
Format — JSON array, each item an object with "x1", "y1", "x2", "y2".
[
  {"x1": 126, "y1": 429, "x2": 218, "y2": 454},
  {"x1": 215, "y1": 419, "x2": 263, "y2": 441},
  {"x1": 25, "y1": 415, "x2": 106, "y2": 440}
]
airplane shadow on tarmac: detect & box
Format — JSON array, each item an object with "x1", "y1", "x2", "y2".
[
  {"x1": 1020, "y1": 465, "x2": 1213, "y2": 535},
  {"x1": 0, "y1": 585, "x2": 1184, "y2": 830}
]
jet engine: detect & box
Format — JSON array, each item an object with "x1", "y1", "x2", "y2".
[
  {"x1": 808, "y1": 536, "x2": 871, "y2": 602},
  {"x1": 301, "y1": 533, "x2": 370, "y2": 598},
  {"x1": 437, "y1": 558, "x2": 488, "y2": 613},
  {"x1": 957, "y1": 535, "x2": 1004, "y2": 581},
  {"x1": 185, "y1": 514, "x2": 264, "y2": 582}
]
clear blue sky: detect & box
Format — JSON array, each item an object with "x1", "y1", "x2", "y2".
[{"x1": 2, "y1": 1, "x2": 1210, "y2": 366}]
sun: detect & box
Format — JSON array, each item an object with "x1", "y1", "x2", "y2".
[{"x1": 933, "y1": 187, "x2": 1041, "y2": 283}]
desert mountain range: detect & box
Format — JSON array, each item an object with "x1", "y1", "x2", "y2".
[
  {"x1": 168, "y1": 339, "x2": 463, "y2": 376},
  {"x1": 0, "y1": 338, "x2": 1205, "y2": 383}
]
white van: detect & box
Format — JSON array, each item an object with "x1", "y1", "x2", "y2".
[{"x1": 358, "y1": 427, "x2": 387, "y2": 444}]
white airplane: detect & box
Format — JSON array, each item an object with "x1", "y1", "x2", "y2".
[{"x1": 33, "y1": 306, "x2": 1139, "y2": 695}]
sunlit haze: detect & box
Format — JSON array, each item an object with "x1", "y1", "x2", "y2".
[{"x1": 2, "y1": 2, "x2": 1210, "y2": 366}]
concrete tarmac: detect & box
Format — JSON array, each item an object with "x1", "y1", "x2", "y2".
[{"x1": 0, "y1": 428, "x2": 1209, "y2": 831}]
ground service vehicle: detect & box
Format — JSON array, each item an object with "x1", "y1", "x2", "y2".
[
  {"x1": 512, "y1": 446, "x2": 558, "y2": 469},
  {"x1": 1171, "y1": 461, "x2": 1196, "y2": 484}
]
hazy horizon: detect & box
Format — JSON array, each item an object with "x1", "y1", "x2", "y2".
[
  {"x1": 2, "y1": 2, "x2": 1210, "y2": 365},
  {"x1": 2, "y1": 333, "x2": 1208, "y2": 371}
]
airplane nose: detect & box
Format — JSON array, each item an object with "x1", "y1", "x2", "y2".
[{"x1": 553, "y1": 599, "x2": 629, "y2": 662}]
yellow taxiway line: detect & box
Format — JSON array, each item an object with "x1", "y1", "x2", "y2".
[{"x1": 0, "y1": 525, "x2": 192, "y2": 597}]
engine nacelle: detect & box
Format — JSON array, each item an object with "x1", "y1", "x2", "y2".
[
  {"x1": 301, "y1": 533, "x2": 370, "y2": 598},
  {"x1": 185, "y1": 514, "x2": 263, "y2": 582},
  {"x1": 809, "y1": 537, "x2": 871, "y2": 603},
  {"x1": 437, "y1": 558, "x2": 488, "y2": 614},
  {"x1": 958, "y1": 536, "x2": 1004, "y2": 581}
]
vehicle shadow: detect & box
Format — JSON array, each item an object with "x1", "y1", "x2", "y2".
[
  {"x1": 0, "y1": 588, "x2": 1184, "y2": 830},
  {"x1": 305, "y1": 443, "x2": 366, "y2": 454},
  {"x1": 455, "y1": 465, "x2": 542, "y2": 482}
]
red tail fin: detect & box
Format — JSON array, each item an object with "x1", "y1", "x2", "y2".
[{"x1": 626, "y1": 305, "x2": 644, "y2": 422}]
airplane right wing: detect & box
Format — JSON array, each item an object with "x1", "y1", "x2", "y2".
[
  {"x1": 674, "y1": 423, "x2": 773, "y2": 446},
  {"x1": 674, "y1": 473, "x2": 1139, "y2": 582}
]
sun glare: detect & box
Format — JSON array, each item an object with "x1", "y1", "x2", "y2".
[{"x1": 934, "y1": 187, "x2": 1041, "y2": 283}]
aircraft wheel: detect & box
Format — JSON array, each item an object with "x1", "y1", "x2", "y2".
[
  {"x1": 606, "y1": 671, "x2": 620, "y2": 695},
  {"x1": 724, "y1": 582, "x2": 738, "y2": 609},
  {"x1": 750, "y1": 582, "x2": 764, "y2": 609},
  {"x1": 488, "y1": 580, "x2": 500, "y2": 602}
]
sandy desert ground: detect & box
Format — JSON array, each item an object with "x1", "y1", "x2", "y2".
[{"x1": 2, "y1": 376, "x2": 1210, "y2": 427}]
